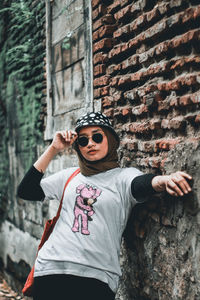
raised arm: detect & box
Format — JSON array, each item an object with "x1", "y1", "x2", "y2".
[
  {"x1": 17, "y1": 130, "x2": 77, "y2": 201},
  {"x1": 34, "y1": 130, "x2": 77, "y2": 173}
]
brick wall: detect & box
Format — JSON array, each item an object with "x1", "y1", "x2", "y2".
[
  {"x1": 92, "y1": 1, "x2": 200, "y2": 299},
  {"x1": 92, "y1": 0, "x2": 200, "y2": 173}
]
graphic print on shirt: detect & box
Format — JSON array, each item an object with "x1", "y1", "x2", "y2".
[{"x1": 72, "y1": 184, "x2": 102, "y2": 235}]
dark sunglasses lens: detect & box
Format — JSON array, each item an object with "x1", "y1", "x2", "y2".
[
  {"x1": 78, "y1": 136, "x2": 88, "y2": 147},
  {"x1": 92, "y1": 133, "x2": 103, "y2": 143}
]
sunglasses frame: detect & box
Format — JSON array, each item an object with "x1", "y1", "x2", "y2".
[{"x1": 77, "y1": 132, "x2": 104, "y2": 147}]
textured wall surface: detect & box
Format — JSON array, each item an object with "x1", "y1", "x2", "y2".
[
  {"x1": 92, "y1": 0, "x2": 200, "y2": 299},
  {"x1": 0, "y1": 0, "x2": 46, "y2": 291},
  {"x1": 0, "y1": 0, "x2": 200, "y2": 299}
]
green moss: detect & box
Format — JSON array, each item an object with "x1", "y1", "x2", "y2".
[{"x1": 0, "y1": 0, "x2": 46, "y2": 211}]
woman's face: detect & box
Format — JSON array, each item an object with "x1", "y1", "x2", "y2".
[{"x1": 78, "y1": 126, "x2": 108, "y2": 161}]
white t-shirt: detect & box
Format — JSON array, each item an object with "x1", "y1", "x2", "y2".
[{"x1": 34, "y1": 167, "x2": 143, "y2": 292}]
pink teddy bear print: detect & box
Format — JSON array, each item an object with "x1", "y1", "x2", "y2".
[{"x1": 72, "y1": 184, "x2": 102, "y2": 235}]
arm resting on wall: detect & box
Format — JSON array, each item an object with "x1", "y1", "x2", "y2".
[{"x1": 131, "y1": 174, "x2": 156, "y2": 202}]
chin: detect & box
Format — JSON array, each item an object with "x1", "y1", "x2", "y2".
[{"x1": 84, "y1": 154, "x2": 106, "y2": 162}]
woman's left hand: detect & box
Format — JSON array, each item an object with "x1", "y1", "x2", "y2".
[{"x1": 152, "y1": 171, "x2": 192, "y2": 196}]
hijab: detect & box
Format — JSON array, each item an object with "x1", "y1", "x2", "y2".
[{"x1": 75, "y1": 127, "x2": 119, "y2": 176}]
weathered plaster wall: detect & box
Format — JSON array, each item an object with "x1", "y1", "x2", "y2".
[
  {"x1": 0, "y1": 0, "x2": 93, "y2": 294},
  {"x1": 0, "y1": 0, "x2": 47, "y2": 291},
  {"x1": 92, "y1": 0, "x2": 200, "y2": 299}
]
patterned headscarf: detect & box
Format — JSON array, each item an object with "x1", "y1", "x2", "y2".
[{"x1": 74, "y1": 112, "x2": 120, "y2": 176}]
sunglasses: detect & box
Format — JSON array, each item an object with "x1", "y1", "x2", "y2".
[{"x1": 77, "y1": 133, "x2": 104, "y2": 147}]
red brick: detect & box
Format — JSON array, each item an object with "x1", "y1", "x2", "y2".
[
  {"x1": 101, "y1": 14, "x2": 115, "y2": 24},
  {"x1": 155, "y1": 139, "x2": 181, "y2": 151},
  {"x1": 194, "y1": 5, "x2": 200, "y2": 19},
  {"x1": 161, "y1": 119, "x2": 169, "y2": 129},
  {"x1": 132, "y1": 104, "x2": 148, "y2": 116},
  {"x1": 121, "y1": 43, "x2": 129, "y2": 52},
  {"x1": 170, "y1": 97, "x2": 179, "y2": 107},
  {"x1": 121, "y1": 107, "x2": 132, "y2": 116},
  {"x1": 93, "y1": 19, "x2": 103, "y2": 31},
  {"x1": 114, "y1": 4, "x2": 132, "y2": 21},
  {"x1": 129, "y1": 122, "x2": 150, "y2": 134},
  {"x1": 103, "y1": 108, "x2": 114, "y2": 118},
  {"x1": 138, "y1": 141, "x2": 154, "y2": 153},
  {"x1": 181, "y1": 6, "x2": 199, "y2": 24},
  {"x1": 92, "y1": 0, "x2": 101, "y2": 9},
  {"x1": 158, "y1": 101, "x2": 170, "y2": 111},
  {"x1": 101, "y1": 86, "x2": 110, "y2": 96},
  {"x1": 93, "y1": 30, "x2": 99, "y2": 41},
  {"x1": 127, "y1": 140, "x2": 138, "y2": 151},
  {"x1": 110, "y1": 76, "x2": 119, "y2": 87},
  {"x1": 128, "y1": 38, "x2": 139, "y2": 50},
  {"x1": 120, "y1": 0, "x2": 132, "y2": 7},
  {"x1": 147, "y1": 6, "x2": 159, "y2": 22},
  {"x1": 99, "y1": 25, "x2": 117, "y2": 38},
  {"x1": 93, "y1": 88, "x2": 101, "y2": 98},
  {"x1": 118, "y1": 75, "x2": 132, "y2": 86},
  {"x1": 109, "y1": 45, "x2": 123, "y2": 59},
  {"x1": 166, "y1": 79, "x2": 181, "y2": 91},
  {"x1": 195, "y1": 114, "x2": 200, "y2": 123},
  {"x1": 93, "y1": 38, "x2": 114, "y2": 53},
  {"x1": 130, "y1": 72, "x2": 143, "y2": 82},
  {"x1": 155, "y1": 41, "x2": 170, "y2": 55},
  {"x1": 102, "y1": 96, "x2": 113, "y2": 108},
  {"x1": 179, "y1": 95, "x2": 193, "y2": 106},
  {"x1": 93, "y1": 75, "x2": 110, "y2": 87},
  {"x1": 144, "y1": 20, "x2": 167, "y2": 40},
  {"x1": 171, "y1": 29, "x2": 200, "y2": 48},
  {"x1": 93, "y1": 64, "x2": 106, "y2": 77},
  {"x1": 170, "y1": 56, "x2": 200, "y2": 70},
  {"x1": 166, "y1": 13, "x2": 181, "y2": 28},
  {"x1": 107, "y1": 64, "x2": 121, "y2": 75},
  {"x1": 113, "y1": 91, "x2": 122, "y2": 102},
  {"x1": 149, "y1": 119, "x2": 161, "y2": 131},
  {"x1": 114, "y1": 25, "x2": 130, "y2": 38},
  {"x1": 93, "y1": 14, "x2": 115, "y2": 31},
  {"x1": 158, "y1": 3, "x2": 170, "y2": 15},
  {"x1": 92, "y1": 4, "x2": 107, "y2": 20},
  {"x1": 93, "y1": 52, "x2": 108, "y2": 65},
  {"x1": 191, "y1": 93, "x2": 200, "y2": 104},
  {"x1": 130, "y1": 15, "x2": 146, "y2": 32},
  {"x1": 148, "y1": 157, "x2": 161, "y2": 169},
  {"x1": 107, "y1": 0, "x2": 121, "y2": 14},
  {"x1": 145, "y1": 85, "x2": 158, "y2": 93},
  {"x1": 170, "y1": 116, "x2": 186, "y2": 130},
  {"x1": 131, "y1": 2, "x2": 142, "y2": 15}
]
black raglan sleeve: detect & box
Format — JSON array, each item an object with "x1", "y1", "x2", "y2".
[
  {"x1": 131, "y1": 174, "x2": 157, "y2": 202},
  {"x1": 17, "y1": 166, "x2": 45, "y2": 201}
]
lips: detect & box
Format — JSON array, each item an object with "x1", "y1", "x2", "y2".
[{"x1": 88, "y1": 150, "x2": 97, "y2": 154}]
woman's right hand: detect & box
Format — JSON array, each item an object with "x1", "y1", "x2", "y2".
[{"x1": 51, "y1": 130, "x2": 78, "y2": 152}]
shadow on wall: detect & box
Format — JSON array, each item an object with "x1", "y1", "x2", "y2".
[{"x1": 122, "y1": 142, "x2": 200, "y2": 300}]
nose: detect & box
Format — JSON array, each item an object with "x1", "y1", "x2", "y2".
[{"x1": 87, "y1": 137, "x2": 95, "y2": 147}]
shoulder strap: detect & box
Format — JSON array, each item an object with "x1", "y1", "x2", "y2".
[{"x1": 56, "y1": 168, "x2": 80, "y2": 218}]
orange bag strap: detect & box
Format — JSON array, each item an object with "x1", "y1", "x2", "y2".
[{"x1": 56, "y1": 168, "x2": 80, "y2": 218}]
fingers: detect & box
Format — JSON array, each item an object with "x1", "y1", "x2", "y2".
[
  {"x1": 166, "y1": 171, "x2": 192, "y2": 197},
  {"x1": 61, "y1": 130, "x2": 77, "y2": 144}
]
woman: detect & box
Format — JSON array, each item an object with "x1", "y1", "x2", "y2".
[{"x1": 18, "y1": 112, "x2": 192, "y2": 300}]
